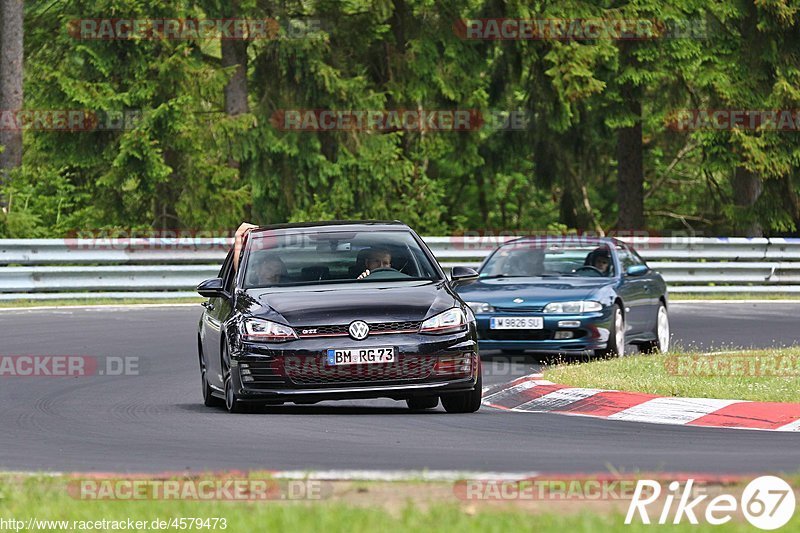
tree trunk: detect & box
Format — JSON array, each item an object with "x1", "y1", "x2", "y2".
[
  {"x1": 732, "y1": 166, "x2": 763, "y2": 237},
  {"x1": 0, "y1": 0, "x2": 24, "y2": 197},
  {"x1": 615, "y1": 43, "x2": 644, "y2": 230},
  {"x1": 221, "y1": 39, "x2": 249, "y2": 116}
]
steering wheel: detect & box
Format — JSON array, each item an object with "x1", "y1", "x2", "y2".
[
  {"x1": 367, "y1": 267, "x2": 399, "y2": 275},
  {"x1": 357, "y1": 267, "x2": 397, "y2": 278},
  {"x1": 574, "y1": 265, "x2": 604, "y2": 277}
]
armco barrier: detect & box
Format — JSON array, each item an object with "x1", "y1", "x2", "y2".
[{"x1": 1, "y1": 237, "x2": 799, "y2": 299}]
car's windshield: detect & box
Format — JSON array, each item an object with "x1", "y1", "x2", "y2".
[
  {"x1": 242, "y1": 229, "x2": 440, "y2": 288},
  {"x1": 480, "y1": 242, "x2": 616, "y2": 278}
]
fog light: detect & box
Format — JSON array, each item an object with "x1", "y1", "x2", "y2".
[
  {"x1": 434, "y1": 353, "x2": 474, "y2": 376},
  {"x1": 240, "y1": 369, "x2": 251, "y2": 376},
  {"x1": 554, "y1": 331, "x2": 574, "y2": 340},
  {"x1": 558, "y1": 320, "x2": 580, "y2": 328},
  {"x1": 242, "y1": 375, "x2": 254, "y2": 383}
]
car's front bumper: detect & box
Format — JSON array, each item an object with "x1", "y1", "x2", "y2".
[
  {"x1": 474, "y1": 309, "x2": 613, "y2": 352},
  {"x1": 228, "y1": 330, "x2": 479, "y2": 403}
]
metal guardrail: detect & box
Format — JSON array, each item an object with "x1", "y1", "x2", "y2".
[{"x1": 1, "y1": 237, "x2": 800, "y2": 299}]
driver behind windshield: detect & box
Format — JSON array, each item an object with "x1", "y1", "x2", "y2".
[
  {"x1": 585, "y1": 249, "x2": 612, "y2": 276},
  {"x1": 356, "y1": 247, "x2": 392, "y2": 279}
]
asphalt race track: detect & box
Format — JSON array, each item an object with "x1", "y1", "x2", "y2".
[{"x1": 0, "y1": 302, "x2": 798, "y2": 474}]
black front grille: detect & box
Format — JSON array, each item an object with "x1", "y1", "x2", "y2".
[
  {"x1": 296, "y1": 321, "x2": 422, "y2": 338},
  {"x1": 297, "y1": 325, "x2": 349, "y2": 336},
  {"x1": 493, "y1": 305, "x2": 545, "y2": 313},
  {"x1": 369, "y1": 321, "x2": 422, "y2": 333},
  {"x1": 284, "y1": 354, "x2": 436, "y2": 386}
]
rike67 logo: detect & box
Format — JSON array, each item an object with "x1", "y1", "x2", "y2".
[{"x1": 626, "y1": 476, "x2": 796, "y2": 530}]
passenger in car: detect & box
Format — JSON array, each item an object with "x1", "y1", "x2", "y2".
[
  {"x1": 356, "y1": 247, "x2": 392, "y2": 279},
  {"x1": 505, "y1": 249, "x2": 545, "y2": 276},
  {"x1": 233, "y1": 222, "x2": 258, "y2": 271},
  {"x1": 253, "y1": 256, "x2": 287, "y2": 286}
]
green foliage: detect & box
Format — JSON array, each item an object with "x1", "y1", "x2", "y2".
[{"x1": 0, "y1": 0, "x2": 798, "y2": 236}]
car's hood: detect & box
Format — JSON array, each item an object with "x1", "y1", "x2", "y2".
[
  {"x1": 456, "y1": 276, "x2": 616, "y2": 307},
  {"x1": 237, "y1": 280, "x2": 456, "y2": 325}
]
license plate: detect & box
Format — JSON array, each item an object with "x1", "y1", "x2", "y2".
[
  {"x1": 490, "y1": 317, "x2": 543, "y2": 329},
  {"x1": 326, "y1": 347, "x2": 396, "y2": 366}
]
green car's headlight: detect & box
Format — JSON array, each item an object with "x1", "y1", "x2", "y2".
[
  {"x1": 543, "y1": 301, "x2": 603, "y2": 314},
  {"x1": 464, "y1": 301, "x2": 494, "y2": 314}
]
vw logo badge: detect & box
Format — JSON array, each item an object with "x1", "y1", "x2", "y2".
[
  {"x1": 348, "y1": 320, "x2": 370, "y2": 340},
  {"x1": 513, "y1": 298, "x2": 524, "y2": 304}
]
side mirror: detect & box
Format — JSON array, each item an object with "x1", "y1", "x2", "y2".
[
  {"x1": 626, "y1": 265, "x2": 649, "y2": 277},
  {"x1": 450, "y1": 266, "x2": 480, "y2": 283},
  {"x1": 197, "y1": 277, "x2": 227, "y2": 298}
]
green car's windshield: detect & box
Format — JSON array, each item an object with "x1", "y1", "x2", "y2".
[
  {"x1": 242, "y1": 229, "x2": 441, "y2": 288},
  {"x1": 480, "y1": 242, "x2": 616, "y2": 278}
]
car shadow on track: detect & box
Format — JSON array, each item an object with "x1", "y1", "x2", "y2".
[{"x1": 175, "y1": 403, "x2": 452, "y2": 416}]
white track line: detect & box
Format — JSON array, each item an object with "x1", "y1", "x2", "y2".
[
  {"x1": 482, "y1": 379, "x2": 540, "y2": 403},
  {"x1": 776, "y1": 419, "x2": 800, "y2": 432},
  {"x1": 514, "y1": 388, "x2": 603, "y2": 412},
  {"x1": 0, "y1": 303, "x2": 200, "y2": 312},
  {"x1": 608, "y1": 397, "x2": 742, "y2": 425}
]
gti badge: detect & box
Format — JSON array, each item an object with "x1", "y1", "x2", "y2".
[
  {"x1": 348, "y1": 320, "x2": 370, "y2": 340},
  {"x1": 513, "y1": 298, "x2": 524, "y2": 304}
]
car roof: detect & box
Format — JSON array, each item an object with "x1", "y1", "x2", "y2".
[{"x1": 249, "y1": 220, "x2": 410, "y2": 234}]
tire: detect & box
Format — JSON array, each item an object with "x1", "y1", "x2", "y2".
[
  {"x1": 441, "y1": 364, "x2": 482, "y2": 414},
  {"x1": 641, "y1": 303, "x2": 670, "y2": 354},
  {"x1": 595, "y1": 304, "x2": 625, "y2": 358},
  {"x1": 222, "y1": 342, "x2": 245, "y2": 414},
  {"x1": 200, "y1": 346, "x2": 223, "y2": 407},
  {"x1": 406, "y1": 396, "x2": 439, "y2": 410}
]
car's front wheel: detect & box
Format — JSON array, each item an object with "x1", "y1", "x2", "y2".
[
  {"x1": 199, "y1": 344, "x2": 223, "y2": 408},
  {"x1": 222, "y1": 342, "x2": 245, "y2": 414},
  {"x1": 641, "y1": 303, "x2": 670, "y2": 354},
  {"x1": 440, "y1": 364, "x2": 482, "y2": 413},
  {"x1": 595, "y1": 304, "x2": 625, "y2": 358}
]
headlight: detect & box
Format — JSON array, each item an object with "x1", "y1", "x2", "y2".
[
  {"x1": 241, "y1": 318, "x2": 297, "y2": 342},
  {"x1": 464, "y1": 301, "x2": 494, "y2": 314},
  {"x1": 420, "y1": 307, "x2": 468, "y2": 334},
  {"x1": 543, "y1": 301, "x2": 603, "y2": 314}
]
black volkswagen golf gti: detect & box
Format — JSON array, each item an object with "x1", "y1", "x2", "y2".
[{"x1": 197, "y1": 221, "x2": 482, "y2": 413}]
